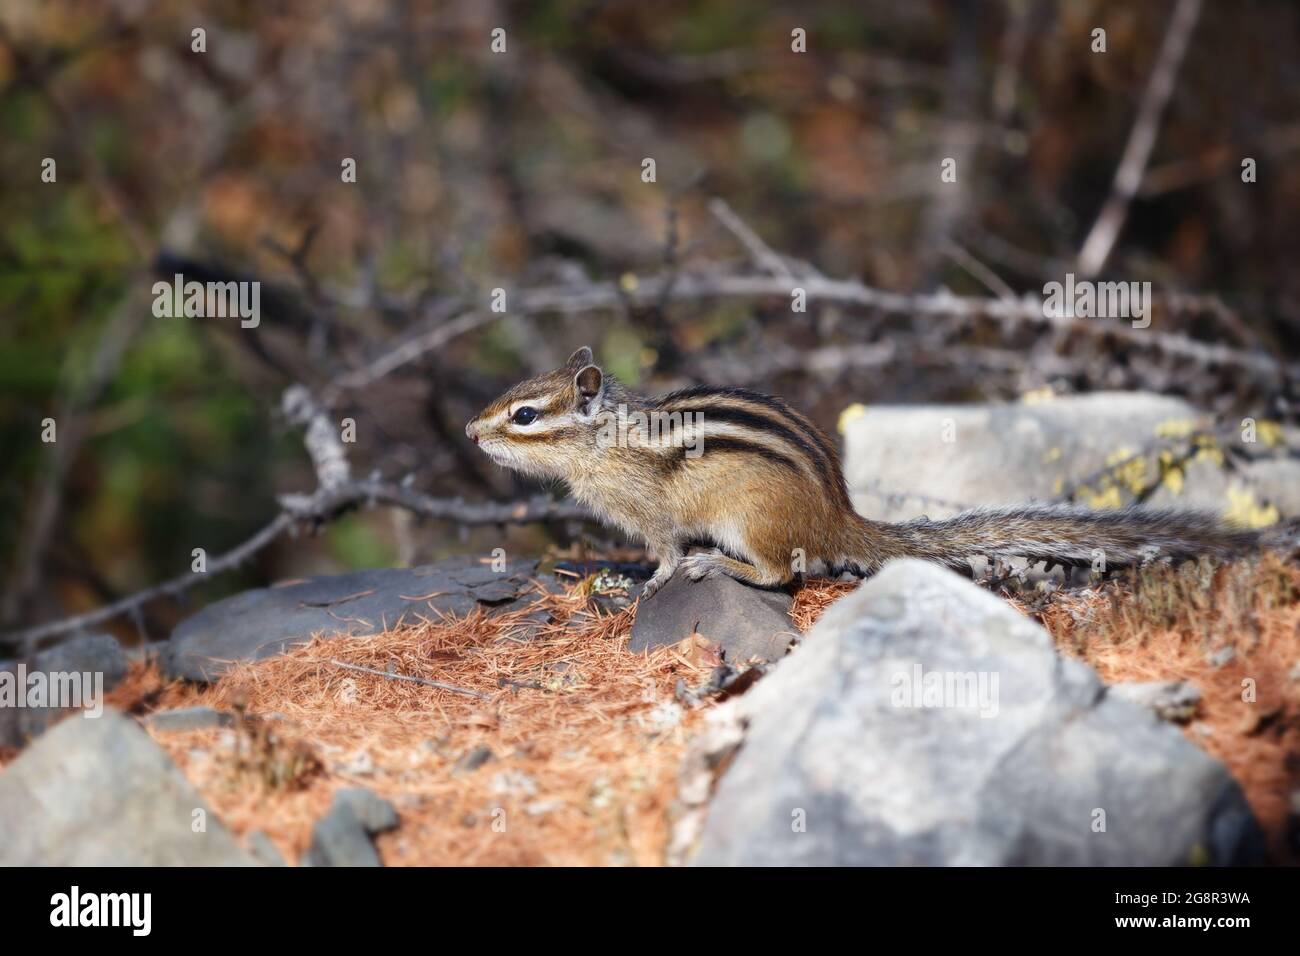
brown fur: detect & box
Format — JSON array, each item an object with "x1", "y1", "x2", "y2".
[{"x1": 467, "y1": 349, "x2": 1263, "y2": 596}]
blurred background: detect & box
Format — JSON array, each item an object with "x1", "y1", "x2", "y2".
[{"x1": 2, "y1": 0, "x2": 1298, "y2": 651}]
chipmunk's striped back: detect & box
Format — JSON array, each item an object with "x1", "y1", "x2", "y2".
[{"x1": 649, "y1": 385, "x2": 854, "y2": 509}]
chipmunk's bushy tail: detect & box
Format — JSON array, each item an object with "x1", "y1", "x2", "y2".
[{"x1": 863, "y1": 505, "x2": 1262, "y2": 571}]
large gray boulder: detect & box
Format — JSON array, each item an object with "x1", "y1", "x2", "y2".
[
  {"x1": 630, "y1": 572, "x2": 796, "y2": 663},
  {"x1": 0, "y1": 708, "x2": 255, "y2": 865},
  {"x1": 842, "y1": 392, "x2": 1297, "y2": 522},
  {"x1": 162, "y1": 556, "x2": 542, "y2": 681},
  {"x1": 691, "y1": 560, "x2": 1264, "y2": 866}
]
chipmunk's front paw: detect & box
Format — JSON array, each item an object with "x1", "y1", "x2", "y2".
[{"x1": 640, "y1": 569, "x2": 672, "y2": 600}]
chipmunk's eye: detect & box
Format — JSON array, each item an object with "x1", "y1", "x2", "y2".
[{"x1": 511, "y1": 406, "x2": 539, "y2": 426}]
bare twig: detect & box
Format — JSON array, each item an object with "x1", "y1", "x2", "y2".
[
  {"x1": 324, "y1": 658, "x2": 490, "y2": 699},
  {"x1": 939, "y1": 238, "x2": 1016, "y2": 301},
  {"x1": 1076, "y1": 0, "x2": 1203, "y2": 277},
  {"x1": 325, "y1": 308, "x2": 496, "y2": 399},
  {"x1": 917, "y1": 0, "x2": 981, "y2": 285},
  {"x1": 510, "y1": 271, "x2": 1293, "y2": 381},
  {"x1": 276, "y1": 193, "x2": 1291, "y2": 407},
  {"x1": 6, "y1": 512, "x2": 296, "y2": 652},
  {"x1": 277, "y1": 478, "x2": 590, "y2": 526},
  {"x1": 990, "y1": 0, "x2": 1034, "y2": 125},
  {"x1": 314, "y1": 266, "x2": 1292, "y2": 388},
  {"x1": 707, "y1": 198, "x2": 793, "y2": 278},
  {"x1": 3, "y1": 482, "x2": 590, "y2": 651},
  {"x1": 281, "y1": 385, "x2": 351, "y2": 490}
]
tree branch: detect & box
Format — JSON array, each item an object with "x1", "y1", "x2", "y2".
[
  {"x1": 3, "y1": 479, "x2": 590, "y2": 653},
  {"x1": 1076, "y1": 0, "x2": 1203, "y2": 277}
]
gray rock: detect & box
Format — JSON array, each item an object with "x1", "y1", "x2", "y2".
[
  {"x1": 629, "y1": 572, "x2": 796, "y2": 663},
  {"x1": 333, "y1": 787, "x2": 400, "y2": 833},
  {"x1": 162, "y1": 556, "x2": 541, "y2": 681},
  {"x1": 245, "y1": 830, "x2": 286, "y2": 866},
  {"x1": 692, "y1": 560, "x2": 1264, "y2": 866},
  {"x1": 304, "y1": 787, "x2": 398, "y2": 867},
  {"x1": 0, "y1": 708, "x2": 255, "y2": 865},
  {"x1": 31, "y1": 632, "x2": 129, "y2": 684},
  {"x1": 144, "y1": 706, "x2": 235, "y2": 732},
  {"x1": 304, "y1": 807, "x2": 380, "y2": 867},
  {"x1": 453, "y1": 744, "x2": 496, "y2": 774},
  {"x1": 501, "y1": 608, "x2": 553, "y2": 641},
  {"x1": 588, "y1": 582, "x2": 643, "y2": 616},
  {"x1": 842, "y1": 392, "x2": 1298, "y2": 521},
  {"x1": 1109, "y1": 680, "x2": 1202, "y2": 723},
  {"x1": 1208, "y1": 646, "x2": 1237, "y2": 668},
  {"x1": 0, "y1": 633, "x2": 128, "y2": 748}
]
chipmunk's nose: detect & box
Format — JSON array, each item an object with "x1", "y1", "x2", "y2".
[{"x1": 465, "y1": 420, "x2": 480, "y2": 444}]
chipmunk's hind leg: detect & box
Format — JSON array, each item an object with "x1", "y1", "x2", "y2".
[{"x1": 681, "y1": 550, "x2": 790, "y2": 588}]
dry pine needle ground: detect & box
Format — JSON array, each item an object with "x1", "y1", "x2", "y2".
[{"x1": 9, "y1": 556, "x2": 1300, "y2": 865}]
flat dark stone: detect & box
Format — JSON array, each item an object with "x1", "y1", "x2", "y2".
[
  {"x1": 161, "y1": 557, "x2": 541, "y2": 682},
  {"x1": 144, "y1": 706, "x2": 235, "y2": 732},
  {"x1": 0, "y1": 634, "x2": 128, "y2": 748},
  {"x1": 453, "y1": 745, "x2": 496, "y2": 774},
  {"x1": 304, "y1": 804, "x2": 381, "y2": 867},
  {"x1": 303, "y1": 787, "x2": 399, "y2": 867},
  {"x1": 332, "y1": 787, "x2": 399, "y2": 833},
  {"x1": 628, "y1": 572, "x2": 796, "y2": 663}
]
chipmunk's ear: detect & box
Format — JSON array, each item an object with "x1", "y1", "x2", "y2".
[
  {"x1": 574, "y1": 363, "x2": 604, "y2": 415},
  {"x1": 566, "y1": 346, "x2": 593, "y2": 371}
]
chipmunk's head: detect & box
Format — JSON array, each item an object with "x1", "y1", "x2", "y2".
[{"x1": 465, "y1": 346, "x2": 611, "y2": 480}]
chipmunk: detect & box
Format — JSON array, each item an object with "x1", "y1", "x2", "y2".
[{"x1": 466, "y1": 347, "x2": 1261, "y2": 599}]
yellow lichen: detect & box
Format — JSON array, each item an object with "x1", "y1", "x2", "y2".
[
  {"x1": 837, "y1": 402, "x2": 868, "y2": 434},
  {"x1": 1257, "y1": 419, "x2": 1285, "y2": 448},
  {"x1": 1193, "y1": 434, "x2": 1225, "y2": 467},
  {"x1": 1157, "y1": 449, "x2": 1185, "y2": 495},
  {"x1": 1223, "y1": 483, "x2": 1280, "y2": 528},
  {"x1": 1105, "y1": 447, "x2": 1148, "y2": 495},
  {"x1": 1079, "y1": 485, "x2": 1124, "y2": 510},
  {"x1": 1020, "y1": 387, "x2": 1055, "y2": 405},
  {"x1": 1154, "y1": 417, "x2": 1199, "y2": 439}
]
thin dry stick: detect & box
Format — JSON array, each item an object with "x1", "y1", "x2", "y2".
[
  {"x1": 1076, "y1": 0, "x2": 1203, "y2": 277},
  {"x1": 325, "y1": 309, "x2": 498, "y2": 398},
  {"x1": 8, "y1": 512, "x2": 296, "y2": 652},
  {"x1": 3, "y1": 484, "x2": 589, "y2": 651},
  {"x1": 309, "y1": 196, "x2": 1289, "y2": 398},
  {"x1": 707, "y1": 198, "x2": 793, "y2": 278},
  {"x1": 939, "y1": 238, "x2": 1016, "y2": 301},
  {"x1": 324, "y1": 658, "x2": 490, "y2": 699},
  {"x1": 514, "y1": 271, "x2": 1292, "y2": 380}
]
